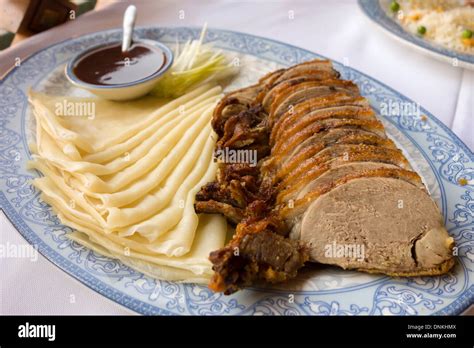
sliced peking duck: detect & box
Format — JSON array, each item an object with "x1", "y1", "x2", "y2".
[{"x1": 195, "y1": 59, "x2": 455, "y2": 294}]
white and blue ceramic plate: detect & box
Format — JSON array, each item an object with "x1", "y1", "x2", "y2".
[
  {"x1": 358, "y1": 0, "x2": 474, "y2": 70},
  {"x1": 0, "y1": 27, "x2": 473, "y2": 315}
]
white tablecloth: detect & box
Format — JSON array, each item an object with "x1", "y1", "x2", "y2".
[{"x1": 1, "y1": 0, "x2": 472, "y2": 315}]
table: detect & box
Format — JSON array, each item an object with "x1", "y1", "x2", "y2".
[{"x1": 1, "y1": 0, "x2": 472, "y2": 315}]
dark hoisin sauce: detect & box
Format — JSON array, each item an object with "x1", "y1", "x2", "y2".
[{"x1": 73, "y1": 43, "x2": 166, "y2": 85}]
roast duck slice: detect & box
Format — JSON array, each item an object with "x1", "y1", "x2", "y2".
[{"x1": 194, "y1": 59, "x2": 455, "y2": 294}]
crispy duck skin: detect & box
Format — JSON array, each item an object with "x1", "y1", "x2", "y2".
[
  {"x1": 271, "y1": 107, "x2": 377, "y2": 148},
  {"x1": 279, "y1": 143, "x2": 410, "y2": 184},
  {"x1": 271, "y1": 118, "x2": 386, "y2": 158},
  {"x1": 211, "y1": 84, "x2": 262, "y2": 136},
  {"x1": 270, "y1": 93, "x2": 367, "y2": 144},
  {"x1": 261, "y1": 75, "x2": 344, "y2": 111},
  {"x1": 258, "y1": 68, "x2": 286, "y2": 86},
  {"x1": 255, "y1": 60, "x2": 337, "y2": 104},
  {"x1": 195, "y1": 181, "x2": 244, "y2": 208},
  {"x1": 195, "y1": 161, "x2": 265, "y2": 223},
  {"x1": 262, "y1": 128, "x2": 380, "y2": 178},
  {"x1": 269, "y1": 132, "x2": 396, "y2": 182},
  {"x1": 270, "y1": 59, "x2": 338, "y2": 85},
  {"x1": 216, "y1": 105, "x2": 267, "y2": 149},
  {"x1": 217, "y1": 162, "x2": 260, "y2": 182},
  {"x1": 273, "y1": 69, "x2": 339, "y2": 86},
  {"x1": 276, "y1": 144, "x2": 411, "y2": 201},
  {"x1": 267, "y1": 80, "x2": 360, "y2": 125},
  {"x1": 197, "y1": 91, "x2": 271, "y2": 226},
  {"x1": 272, "y1": 102, "x2": 374, "y2": 144},
  {"x1": 280, "y1": 128, "x2": 383, "y2": 165},
  {"x1": 194, "y1": 200, "x2": 245, "y2": 225},
  {"x1": 195, "y1": 183, "x2": 259, "y2": 223},
  {"x1": 262, "y1": 75, "x2": 347, "y2": 110}
]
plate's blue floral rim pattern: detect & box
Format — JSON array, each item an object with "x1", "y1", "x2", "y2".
[
  {"x1": 0, "y1": 27, "x2": 473, "y2": 316},
  {"x1": 358, "y1": 0, "x2": 474, "y2": 68}
]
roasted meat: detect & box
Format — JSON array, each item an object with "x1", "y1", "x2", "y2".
[{"x1": 195, "y1": 59, "x2": 455, "y2": 294}]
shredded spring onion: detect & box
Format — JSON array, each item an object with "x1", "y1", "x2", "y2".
[{"x1": 151, "y1": 24, "x2": 238, "y2": 98}]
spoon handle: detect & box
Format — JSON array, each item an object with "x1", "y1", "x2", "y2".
[{"x1": 122, "y1": 5, "x2": 137, "y2": 52}]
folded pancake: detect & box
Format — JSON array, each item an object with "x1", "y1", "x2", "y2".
[
  {"x1": 31, "y1": 102, "x2": 217, "y2": 225},
  {"x1": 30, "y1": 84, "x2": 229, "y2": 278},
  {"x1": 58, "y1": 208, "x2": 226, "y2": 281},
  {"x1": 31, "y1": 126, "x2": 219, "y2": 253},
  {"x1": 33, "y1": 95, "x2": 220, "y2": 175},
  {"x1": 64, "y1": 106, "x2": 214, "y2": 200},
  {"x1": 68, "y1": 230, "x2": 212, "y2": 283},
  {"x1": 29, "y1": 84, "x2": 219, "y2": 156}
]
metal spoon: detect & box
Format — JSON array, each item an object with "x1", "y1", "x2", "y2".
[{"x1": 122, "y1": 5, "x2": 137, "y2": 52}]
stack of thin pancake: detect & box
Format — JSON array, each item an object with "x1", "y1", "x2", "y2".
[
  {"x1": 29, "y1": 84, "x2": 229, "y2": 283},
  {"x1": 195, "y1": 60, "x2": 455, "y2": 294}
]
